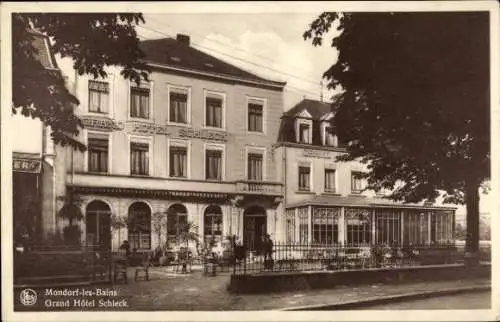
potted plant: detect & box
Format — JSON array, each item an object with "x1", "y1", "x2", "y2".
[
  {"x1": 176, "y1": 221, "x2": 200, "y2": 249},
  {"x1": 110, "y1": 214, "x2": 126, "y2": 246},
  {"x1": 57, "y1": 194, "x2": 84, "y2": 246}
]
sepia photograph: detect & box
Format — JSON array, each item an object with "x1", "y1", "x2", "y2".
[{"x1": 1, "y1": 1, "x2": 498, "y2": 321}]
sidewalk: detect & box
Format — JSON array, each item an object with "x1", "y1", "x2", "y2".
[{"x1": 113, "y1": 267, "x2": 490, "y2": 310}]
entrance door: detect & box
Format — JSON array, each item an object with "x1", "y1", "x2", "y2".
[
  {"x1": 86, "y1": 201, "x2": 111, "y2": 249},
  {"x1": 243, "y1": 207, "x2": 267, "y2": 253}
]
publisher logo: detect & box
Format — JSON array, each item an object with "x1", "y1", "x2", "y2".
[{"x1": 20, "y1": 289, "x2": 37, "y2": 306}]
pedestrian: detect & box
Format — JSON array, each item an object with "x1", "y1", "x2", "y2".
[
  {"x1": 119, "y1": 240, "x2": 130, "y2": 256},
  {"x1": 263, "y1": 234, "x2": 274, "y2": 269}
]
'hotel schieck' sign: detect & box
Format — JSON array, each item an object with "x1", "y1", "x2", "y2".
[{"x1": 302, "y1": 149, "x2": 332, "y2": 159}]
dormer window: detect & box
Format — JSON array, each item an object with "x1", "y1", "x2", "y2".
[
  {"x1": 323, "y1": 124, "x2": 338, "y2": 146},
  {"x1": 296, "y1": 119, "x2": 312, "y2": 144}
]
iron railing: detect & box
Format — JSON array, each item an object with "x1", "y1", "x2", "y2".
[{"x1": 228, "y1": 242, "x2": 491, "y2": 276}]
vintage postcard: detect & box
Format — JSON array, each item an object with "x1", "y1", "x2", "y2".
[{"x1": 1, "y1": 1, "x2": 499, "y2": 321}]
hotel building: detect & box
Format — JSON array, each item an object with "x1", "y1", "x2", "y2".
[
  {"x1": 273, "y1": 99, "x2": 456, "y2": 246},
  {"x1": 56, "y1": 34, "x2": 286, "y2": 251}
]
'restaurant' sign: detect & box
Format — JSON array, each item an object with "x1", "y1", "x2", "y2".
[
  {"x1": 81, "y1": 117, "x2": 124, "y2": 131},
  {"x1": 302, "y1": 149, "x2": 332, "y2": 159},
  {"x1": 13, "y1": 158, "x2": 42, "y2": 173},
  {"x1": 178, "y1": 128, "x2": 227, "y2": 142}
]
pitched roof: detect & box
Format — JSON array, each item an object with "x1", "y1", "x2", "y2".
[
  {"x1": 139, "y1": 37, "x2": 286, "y2": 88},
  {"x1": 283, "y1": 98, "x2": 333, "y2": 119},
  {"x1": 286, "y1": 195, "x2": 457, "y2": 211}
]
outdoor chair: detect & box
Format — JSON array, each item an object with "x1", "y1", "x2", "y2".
[
  {"x1": 112, "y1": 256, "x2": 128, "y2": 284},
  {"x1": 134, "y1": 252, "x2": 151, "y2": 281},
  {"x1": 92, "y1": 251, "x2": 109, "y2": 281},
  {"x1": 175, "y1": 249, "x2": 192, "y2": 274}
]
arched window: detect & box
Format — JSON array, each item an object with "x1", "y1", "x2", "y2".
[
  {"x1": 204, "y1": 205, "x2": 223, "y2": 243},
  {"x1": 167, "y1": 204, "x2": 187, "y2": 241},
  {"x1": 128, "y1": 202, "x2": 151, "y2": 250},
  {"x1": 86, "y1": 200, "x2": 111, "y2": 248}
]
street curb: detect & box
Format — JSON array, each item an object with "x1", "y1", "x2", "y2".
[{"x1": 280, "y1": 284, "x2": 491, "y2": 311}]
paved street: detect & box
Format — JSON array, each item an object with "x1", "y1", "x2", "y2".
[
  {"x1": 359, "y1": 291, "x2": 491, "y2": 310},
  {"x1": 111, "y1": 267, "x2": 490, "y2": 310}
]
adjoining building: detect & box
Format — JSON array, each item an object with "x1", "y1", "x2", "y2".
[
  {"x1": 55, "y1": 34, "x2": 286, "y2": 252},
  {"x1": 273, "y1": 99, "x2": 456, "y2": 246},
  {"x1": 12, "y1": 31, "x2": 59, "y2": 245}
]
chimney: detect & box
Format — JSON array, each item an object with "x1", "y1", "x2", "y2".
[{"x1": 176, "y1": 34, "x2": 190, "y2": 46}]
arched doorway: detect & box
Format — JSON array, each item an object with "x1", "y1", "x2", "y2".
[
  {"x1": 243, "y1": 206, "x2": 267, "y2": 253},
  {"x1": 204, "y1": 205, "x2": 223, "y2": 245},
  {"x1": 86, "y1": 200, "x2": 111, "y2": 249},
  {"x1": 166, "y1": 204, "x2": 187, "y2": 243},
  {"x1": 128, "y1": 202, "x2": 152, "y2": 250}
]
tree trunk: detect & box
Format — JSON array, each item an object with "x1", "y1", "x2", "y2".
[{"x1": 465, "y1": 182, "x2": 480, "y2": 266}]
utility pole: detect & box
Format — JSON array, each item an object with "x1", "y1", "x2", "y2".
[{"x1": 320, "y1": 79, "x2": 324, "y2": 102}]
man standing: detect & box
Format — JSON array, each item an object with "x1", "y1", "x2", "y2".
[{"x1": 263, "y1": 234, "x2": 274, "y2": 269}]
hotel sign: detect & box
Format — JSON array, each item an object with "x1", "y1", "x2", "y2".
[
  {"x1": 81, "y1": 117, "x2": 124, "y2": 131},
  {"x1": 13, "y1": 158, "x2": 41, "y2": 173},
  {"x1": 302, "y1": 149, "x2": 332, "y2": 159},
  {"x1": 131, "y1": 122, "x2": 169, "y2": 135},
  {"x1": 179, "y1": 128, "x2": 227, "y2": 142}
]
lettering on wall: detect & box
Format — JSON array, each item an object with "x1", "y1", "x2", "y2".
[
  {"x1": 81, "y1": 117, "x2": 124, "y2": 131},
  {"x1": 178, "y1": 128, "x2": 227, "y2": 142},
  {"x1": 130, "y1": 122, "x2": 170, "y2": 135},
  {"x1": 302, "y1": 149, "x2": 332, "y2": 159},
  {"x1": 13, "y1": 159, "x2": 41, "y2": 173}
]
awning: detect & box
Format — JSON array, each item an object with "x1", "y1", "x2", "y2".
[{"x1": 286, "y1": 194, "x2": 456, "y2": 211}]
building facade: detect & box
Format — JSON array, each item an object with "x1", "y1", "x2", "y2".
[
  {"x1": 12, "y1": 32, "x2": 59, "y2": 245},
  {"x1": 273, "y1": 99, "x2": 456, "y2": 246},
  {"x1": 55, "y1": 35, "x2": 286, "y2": 252}
]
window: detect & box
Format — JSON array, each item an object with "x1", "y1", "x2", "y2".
[
  {"x1": 351, "y1": 171, "x2": 365, "y2": 193},
  {"x1": 130, "y1": 142, "x2": 149, "y2": 175},
  {"x1": 312, "y1": 208, "x2": 340, "y2": 245},
  {"x1": 298, "y1": 166, "x2": 311, "y2": 191},
  {"x1": 88, "y1": 137, "x2": 108, "y2": 173},
  {"x1": 324, "y1": 169, "x2": 336, "y2": 192},
  {"x1": 128, "y1": 202, "x2": 151, "y2": 250},
  {"x1": 324, "y1": 126, "x2": 337, "y2": 146},
  {"x1": 375, "y1": 210, "x2": 401, "y2": 245},
  {"x1": 169, "y1": 146, "x2": 187, "y2": 178},
  {"x1": 88, "y1": 80, "x2": 109, "y2": 113},
  {"x1": 403, "y1": 211, "x2": 428, "y2": 245},
  {"x1": 345, "y1": 208, "x2": 371, "y2": 245},
  {"x1": 298, "y1": 207, "x2": 309, "y2": 244},
  {"x1": 204, "y1": 205, "x2": 223, "y2": 244},
  {"x1": 248, "y1": 103, "x2": 263, "y2": 132},
  {"x1": 205, "y1": 149, "x2": 222, "y2": 180},
  {"x1": 169, "y1": 88, "x2": 188, "y2": 124},
  {"x1": 130, "y1": 86, "x2": 150, "y2": 119},
  {"x1": 205, "y1": 94, "x2": 223, "y2": 128},
  {"x1": 247, "y1": 153, "x2": 263, "y2": 181},
  {"x1": 299, "y1": 123, "x2": 311, "y2": 143},
  {"x1": 166, "y1": 204, "x2": 187, "y2": 242}
]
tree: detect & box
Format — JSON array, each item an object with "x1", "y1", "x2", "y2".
[
  {"x1": 176, "y1": 221, "x2": 200, "y2": 248},
  {"x1": 12, "y1": 13, "x2": 150, "y2": 150},
  {"x1": 110, "y1": 214, "x2": 127, "y2": 246},
  {"x1": 304, "y1": 12, "x2": 489, "y2": 262},
  {"x1": 57, "y1": 194, "x2": 84, "y2": 244}
]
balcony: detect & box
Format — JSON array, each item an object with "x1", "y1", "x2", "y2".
[
  {"x1": 235, "y1": 180, "x2": 283, "y2": 196},
  {"x1": 70, "y1": 173, "x2": 236, "y2": 196}
]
